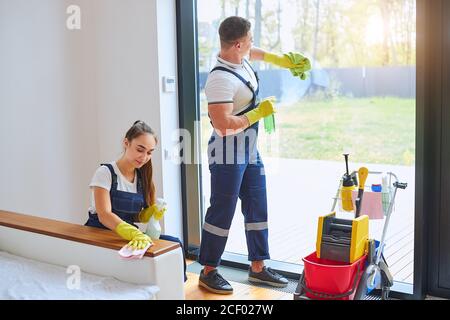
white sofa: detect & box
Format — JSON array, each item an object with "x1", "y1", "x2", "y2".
[
  {"x1": 0, "y1": 250, "x2": 160, "y2": 300},
  {"x1": 0, "y1": 210, "x2": 185, "y2": 300}
]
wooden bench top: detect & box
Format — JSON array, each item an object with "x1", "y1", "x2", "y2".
[{"x1": 0, "y1": 210, "x2": 180, "y2": 257}]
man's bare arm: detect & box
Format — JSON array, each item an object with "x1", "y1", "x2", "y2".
[
  {"x1": 208, "y1": 102, "x2": 250, "y2": 137},
  {"x1": 249, "y1": 47, "x2": 266, "y2": 61}
]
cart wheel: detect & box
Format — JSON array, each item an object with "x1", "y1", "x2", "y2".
[{"x1": 381, "y1": 286, "x2": 390, "y2": 300}]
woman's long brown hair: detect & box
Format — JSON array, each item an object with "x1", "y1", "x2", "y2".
[{"x1": 124, "y1": 120, "x2": 157, "y2": 206}]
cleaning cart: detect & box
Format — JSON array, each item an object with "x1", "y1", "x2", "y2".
[{"x1": 293, "y1": 170, "x2": 407, "y2": 300}]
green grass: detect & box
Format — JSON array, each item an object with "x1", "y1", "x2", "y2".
[{"x1": 201, "y1": 97, "x2": 416, "y2": 166}]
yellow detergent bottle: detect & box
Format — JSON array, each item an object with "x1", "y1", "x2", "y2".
[
  {"x1": 341, "y1": 183, "x2": 356, "y2": 212},
  {"x1": 341, "y1": 154, "x2": 356, "y2": 212}
]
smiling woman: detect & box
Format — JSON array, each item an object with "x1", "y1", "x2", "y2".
[
  {"x1": 85, "y1": 120, "x2": 159, "y2": 232},
  {"x1": 83, "y1": 120, "x2": 188, "y2": 282}
]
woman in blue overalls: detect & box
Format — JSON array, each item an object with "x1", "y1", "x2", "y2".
[{"x1": 85, "y1": 120, "x2": 186, "y2": 282}]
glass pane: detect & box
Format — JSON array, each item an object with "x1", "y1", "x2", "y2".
[{"x1": 197, "y1": 0, "x2": 416, "y2": 286}]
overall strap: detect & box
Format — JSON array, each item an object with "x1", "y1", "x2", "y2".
[
  {"x1": 100, "y1": 163, "x2": 118, "y2": 191},
  {"x1": 208, "y1": 63, "x2": 260, "y2": 128},
  {"x1": 236, "y1": 104, "x2": 258, "y2": 117},
  {"x1": 210, "y1": 66, "x2": 257, "y2": 98},
  {"x1": 243, "y1": 59, "x2": 260, "y2": 94}
]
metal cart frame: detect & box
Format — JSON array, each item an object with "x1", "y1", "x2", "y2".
[{"x1": 294, "y1": 171, "x2": 407, "y2": 300}]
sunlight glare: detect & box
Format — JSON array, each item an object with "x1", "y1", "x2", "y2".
[{"x1": 365, "y1": 15, "x2": 385, "y2": 45}]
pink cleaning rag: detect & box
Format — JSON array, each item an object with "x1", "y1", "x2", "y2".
[
  {"x1": 351, "y1": 190, "x2": 384, "y2": 220},
  {"x1": 118, "y1": 243, "x2": 152, "y2": 260}
]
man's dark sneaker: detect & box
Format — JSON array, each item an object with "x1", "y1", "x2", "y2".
[
  {"x1": 248, "y1": 266, "x2": 289, "y2": 288},
  {"x1": 199, "y1": 269, "x2": 234, "y2": 294}
]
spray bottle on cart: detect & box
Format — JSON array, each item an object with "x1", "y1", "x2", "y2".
[{"x1": 341, "y1": 154, "x2": 357, "y2": 212}]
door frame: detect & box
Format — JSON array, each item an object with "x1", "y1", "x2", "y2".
[
  {"x1": 423, "y1": 0, "x2": 450, "y2": 299},
  {"x1": 175, "y1": 0, "x2": 204, "y2": 254}
]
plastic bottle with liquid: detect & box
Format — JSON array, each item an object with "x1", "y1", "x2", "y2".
[
  {"x1": 263, "y1": 114, "x2": 276, "y2": 134},
  {"x1": 381, "y1": 176, "x2": 390, "y2": 215},
  {"x1": 145, "y1": 198, "x2": 166, "y2": 240}
]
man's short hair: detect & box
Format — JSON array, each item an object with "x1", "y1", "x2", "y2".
[{"x1": 219, "y1": 16, "x2": 251, "y2": 48}]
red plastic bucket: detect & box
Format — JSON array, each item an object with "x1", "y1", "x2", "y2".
[{"x1": 302, "y1": 252, "x2": 367, "y2": 300}]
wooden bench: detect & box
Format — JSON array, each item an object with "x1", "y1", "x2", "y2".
[{"x1": 0, "y1": 210, "x2": 185, "y2": 300}]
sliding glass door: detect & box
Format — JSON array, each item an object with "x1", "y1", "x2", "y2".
[{"x1": 179, "y1": 0, "x2": 422, "y2": 297}]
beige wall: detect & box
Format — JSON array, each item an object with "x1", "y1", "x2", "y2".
[{"x1": 0, "y1": 0, "x2": 183, "y2": 239}]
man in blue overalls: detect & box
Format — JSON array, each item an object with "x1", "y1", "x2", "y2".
[{"x1": 198, "y1": 16, "x2": 306, "y2": 294}]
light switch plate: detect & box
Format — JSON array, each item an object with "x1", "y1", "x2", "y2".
[{"x1": 163, "y1": 76, "x2": 176, "y2": 93}]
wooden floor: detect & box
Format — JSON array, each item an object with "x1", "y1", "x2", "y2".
[{"x1": 184, "y1": 260, "x2": 292, "y2": 300}]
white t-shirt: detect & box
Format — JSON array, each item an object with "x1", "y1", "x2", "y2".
[
  {"x1": 88, "y1": 161, "x2": 138, "y2": 214},
  {"x1": 205, "y1": 55, "x2": 259, "y2": 116}
]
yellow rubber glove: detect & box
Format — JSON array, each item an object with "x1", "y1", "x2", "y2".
[
  {"x1": 153, "y1": 204, "x2": 167, "y2": 221},
  {"x1": 115, "y1": 221, "x2": 152, "y2": 249},
  {"x1": 264, "y1": 51, "x2": 311, "y2": 80},
  {"x1": 138, "y1": 206, "x2": 155, "y2": 223},
  {"x1": 285, "y1": 52, "x2": 311, "y2": 80},
  {"x1": 244, "y1": 97, "x2": 277, "y2": 126},
  {"x1": 263, "y1": 52, "x2": 297, "y2": 69},
  {"x1": 138, "y1": 199, "x2": 167, "y2": 223}
]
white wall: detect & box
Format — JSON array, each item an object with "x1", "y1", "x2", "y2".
[{"x1": 0, "y1": 0, "x2": 183, "y2": 240}]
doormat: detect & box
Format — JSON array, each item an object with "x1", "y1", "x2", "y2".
[
  {"x1": 188, "y1": 261, "x2": 304, "y2": 295},
  {"x1": 188, "y1": 261, "x2": 383, "y2": 300}
]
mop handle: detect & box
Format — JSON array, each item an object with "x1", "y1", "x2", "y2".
[
  {"x1": 375, "y1": 181, "x2": 407, "y2": 265},
  {"x1": 331, "y1": 179, "x2": 342, "y2": 212},
  {"x1": 375, "y1": 187, "x2": 397, "y2": 265}
]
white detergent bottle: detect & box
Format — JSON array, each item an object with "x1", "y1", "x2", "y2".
[
  {"x1": 146, "y1": 216, "x2": 161, "y2": 240},
  {"x1": 145, "y1": 198, "x2": 166, "y2": 240},
  {"x1": 381, "y1": 176, "x2": 390, "y2": 215}
]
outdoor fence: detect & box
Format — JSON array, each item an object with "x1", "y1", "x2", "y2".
[{"x1": 199, "y1": 66, "x2": 416, "y2": 101}]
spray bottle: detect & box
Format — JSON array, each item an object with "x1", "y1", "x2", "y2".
[
  {"x1": 145, "y1": 198, "x2": 167, "y2": 240},
  {"x1": 341, "y1": 154, "x2": 357, "y2": 212},
  {"x1": 263, "y1": 96, "x2": 276, "y2": 134},
  {"x1": 264, "y1": 114, "x2": 276, "y2": 134}
]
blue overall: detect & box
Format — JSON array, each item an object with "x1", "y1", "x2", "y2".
[
  {"x1": 85, "y1": 163, "x2": 187, "y2": 281},
  {"x1": 199, "y1": 60, "x2": 270, "y2": 267}
]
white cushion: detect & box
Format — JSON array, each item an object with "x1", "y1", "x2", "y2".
[{"x1": 0, "y1": 251, "x2": 159, "y2": 300}]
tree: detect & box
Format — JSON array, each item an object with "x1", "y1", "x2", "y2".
[
  {"x1": 254, "y1": 0, "x2": 262, "y2": 69},
  {"x1": 312, "y1": 0, "x2": 320, "y2": 62},
  {"x1": 254, "y1": 0, "x2": 262, "y2": 48},
  {"x1": 232, "y1": 0, "x2": 241, "y2": 16},
  {"x1": 261, "y1": 0, "x2": 282, "y2": 51},
  {"x1": 300, "y1": 0, "x2": 310, "y2": 51},
  {"x1": 205, "y1": 0, "x2": 415, "y2": 69}
]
